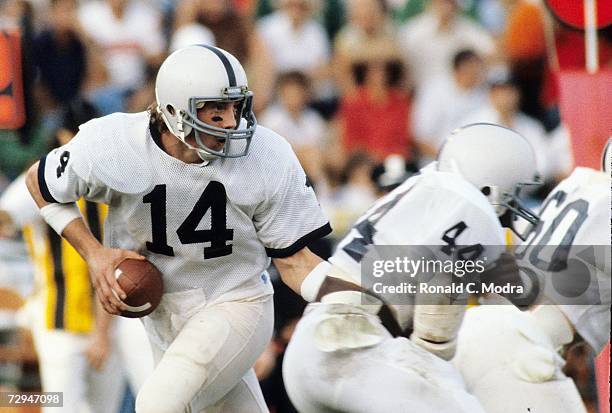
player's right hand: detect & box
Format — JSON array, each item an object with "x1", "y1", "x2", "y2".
[{"x1": 87, "y1": 247, "x2": 145, "y2": 314}]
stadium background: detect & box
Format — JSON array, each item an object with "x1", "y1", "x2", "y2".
[{"x1": 0, "y1": 0, "x2": 610, "y2": 412}]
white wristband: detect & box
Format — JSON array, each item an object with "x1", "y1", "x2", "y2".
[
  {"x1": 300, "y1": 261, "x2": 332, "y2": 302},
  {"x1": 413, "y1": 304, "x2": 466, "y2": 343},
  {"x1": 40, "y1": 203, "x2": 82, "y2": 235}
]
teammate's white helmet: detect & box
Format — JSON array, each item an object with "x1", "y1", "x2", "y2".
[
  {"x1": 602, "y1": 138, "x2": 611, "y2": 174},
  {"x1": 438, "y1": 123, "x2": 540, "y2": 238},
  {"x1": 155, "y1": 45, "x2": 256, "y2": 159}
]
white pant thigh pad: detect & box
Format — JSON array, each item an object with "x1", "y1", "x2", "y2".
[
  {"x1": 136, "y1": 295, "x2": 273, "y2": 413},
  {"x1": 284, "y1": 304, "x2": 485, "y2": 413}
]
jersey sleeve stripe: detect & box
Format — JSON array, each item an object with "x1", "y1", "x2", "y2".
[
  {"x1": 38, "y1": 156, "x2": 59, "y2": 203},
  {"x1": 85, "y1": 201, "x2": 102, "y2": 242},
  {"x1": 47, "y1": 225, "x2": 66, "y2": 329},
  {"x1": 265, "y1": 222, "x2": 332, "y2": 258}
]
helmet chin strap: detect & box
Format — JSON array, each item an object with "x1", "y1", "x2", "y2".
[{"x1": 176, "y1": 114, "x2": 219, "y2": 162}]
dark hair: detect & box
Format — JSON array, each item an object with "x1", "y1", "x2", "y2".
[
  {"x1": 49, "y1": 98, "x2": 98, "y2": 148},
  {"x1": 276, "y1": 70, "x2": 311, "y2": 90},
  {"x1": 352, "y1": 59, "x2": 405, "y2": 87},
  {"x1": 452, "y1": 49, "x2": 480, "y2": 70},
  {"x1": 370, "y1": 158, "x2": 418, "y2": 192},
  {"x1": 340, "y1": 152, "x2": 375, "y2": 185},
  {"x1": 147, "y1": 101, "x2": 169, "y2": 136},
  {"x1": 60, "y1": 98, "x2": 98, "y2": 135}
]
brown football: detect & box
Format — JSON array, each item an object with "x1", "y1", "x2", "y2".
[{"x1": 115, "y1": 258, "x2": 163, "y2": 318}]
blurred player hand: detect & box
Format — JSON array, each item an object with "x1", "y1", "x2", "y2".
[
  {"x1": 85, "y1": 331, "x2": 111, "y2": 370},
  {"x1": 87, "y1": 246, "x2": 145, "y2": 315},
  {"x1": 254, "y1": 341, "x2": 278, "y2": 380},
  {"x1": 0, "y1": 210, "x2": 16, "y2": 238}
]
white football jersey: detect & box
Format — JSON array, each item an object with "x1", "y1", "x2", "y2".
[
  {"x1": 38, "y1": 111, "x2": 331, "y2": 300},
  {"x1": 330, "y1": 163, "x2": 505, "y2": 282},
  {"x1": 517, "y1": 167, "x2": 611, "y2": 352}
]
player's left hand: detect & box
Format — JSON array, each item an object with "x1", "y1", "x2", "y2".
[{"x1": 85, "y1": 332, "x2": 111, "y2": 370}]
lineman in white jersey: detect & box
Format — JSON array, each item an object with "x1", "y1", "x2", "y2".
[
  {"x1": 454, "y1": 138, "x2": 611, "y2": 413},
  {"x1": 283, "y1": 124, "x2": 541, "y2": 412},
  {"x1": 25, "y1": 45, "x2": 333, "y2": 413}
]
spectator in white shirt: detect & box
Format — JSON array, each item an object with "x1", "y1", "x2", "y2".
[
  {"x1": 169, "y1": 0, "x2": 215, "y2": 52},
  {"x1": 398, "y1": 0, "x2": 496, "y2": 91},
  {"x1": 413, "y1": 49, "x2": 488, "y2": 162},
  {"x1": 78, "y1": 0, "x2": 165, "y2": 92},
  {"x1": 257, "y1": 0, "x2": 330, "y2": 97},
  {"x1": 260, "y1": 71, "x2": 327, "y2": 188}
]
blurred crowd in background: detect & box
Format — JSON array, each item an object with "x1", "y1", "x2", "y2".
[
  {"x1": 3, "y1": 0, "x2": 612, "y2": 241},
  {"x1": 1, "y1": 0, "x2": 611, "y2": 412}
]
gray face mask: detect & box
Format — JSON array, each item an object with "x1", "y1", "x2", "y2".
[
  {"x1": 179, "y1": 91, "x2": 257, "y2": 159},
  {"x1": 486, "y1": 183, "x2": 541, "y2": 241}
]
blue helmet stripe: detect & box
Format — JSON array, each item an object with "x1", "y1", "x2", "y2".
[{"x1": 197, "y1": 45, "x2": 237, "y2": 87}]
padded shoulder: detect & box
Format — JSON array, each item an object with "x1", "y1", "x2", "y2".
[{"x1": 71, "y1": 112, "x2": 154, "y2": 194}]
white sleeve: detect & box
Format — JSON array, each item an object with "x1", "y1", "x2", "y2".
[
  {"x1": 557, "y1": 194, "x2": 611, "y2": 353},
  {"x1": 561, "y1": 304, "x2": 610, "y2": 354},
  {"x1": 37, "y1": 133, "x2": 113, "y2": 205},
  {"x1": 0, "y1": 174, "x2": 40, "y2": 228},
  {"x1": 254, "y1": 150, "x2": 331, "y2": 258}
]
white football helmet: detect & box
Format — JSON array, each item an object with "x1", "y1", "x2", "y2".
[
  {"x1": 437, "y1": 123, "x2": 540, "y2": 239},
  {"x1": 155, "y1": 45, "x2": 256, "y2": 160},
  {"x1": 602, "y1": 137, "x2": 611, "y2": 174}
]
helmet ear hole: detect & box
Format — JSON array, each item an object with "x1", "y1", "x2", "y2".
[
  {"x1": 166, "y1": 104, "x2": 176, "y2": 116},
  {"x1": 481, "y1": 186, "x2": 491, "y2": 196}
]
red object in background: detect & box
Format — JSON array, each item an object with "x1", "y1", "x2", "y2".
[
  {"x1": 595, "y1": 344, "x2": 610, "y2": 413},
  {"x1": 558, "y1": 69, "x2": 611, "y2": 413},
  {"x1": 339, "y1": 88, "x2": 413, "y2": 162},
  {"x1": 0, "y1": 28, "x2": 25, "y2": 129},
  {"x1": 544, "y1": 0, "x2": 612, "y2": 30},
  {"x1": 231, "y1": 0, "x2": 256, "y2": 16},
  {"x1": 557, "y1": 70, "x2": 612, "y2": 168}
]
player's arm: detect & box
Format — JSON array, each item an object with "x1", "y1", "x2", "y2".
[
  {"x1": 25, "y1": 161, "x2": 141, "y2": 315},
  {"x1": 272, "y1": 246, "x2": 323, "y2": 295},
  {"x1": 85, "y1": 299, "x2": 114, "y2": 370},
  {"x1": 273, "y1": 247, "x2": 402, "y2": 336},
  {"x1": 0, "y1": 173, "x2": 43, "y2": 237}
]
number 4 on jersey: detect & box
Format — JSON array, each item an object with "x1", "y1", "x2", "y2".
[{"x1": 143, "y1": 182, "x2": 234, "y2": 259}]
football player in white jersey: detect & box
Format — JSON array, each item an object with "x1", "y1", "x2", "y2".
[
  {"x1": 453, "y1": 138, "x2": 611, "y2": 413},
  {"x1": 282, "y1": 123, "x2": 542, "y2": 413},
  {"x1": 24, "y1": 45, "x2": 334, "y2": 413}
]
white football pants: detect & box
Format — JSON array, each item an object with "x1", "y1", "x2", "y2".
[
  {"x1": 283, "y1": 303, "x2": 486, "y2": 413},
  {"x1": 136, "y1": 291, "x2": 273, "y2": 413},
  {"x1": 30, "y1": 312, "x2": 124, "y2": 413},
  {"x1": 453, "y1": 306, "x2": 587, "y2": 413},
  {"x1": 116, "y1": 317, "x2": 154, "y2": 392}
]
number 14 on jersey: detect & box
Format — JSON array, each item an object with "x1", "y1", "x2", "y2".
[{"x1": 143, "y1": 182, "x2": 234, "y2": 259}]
